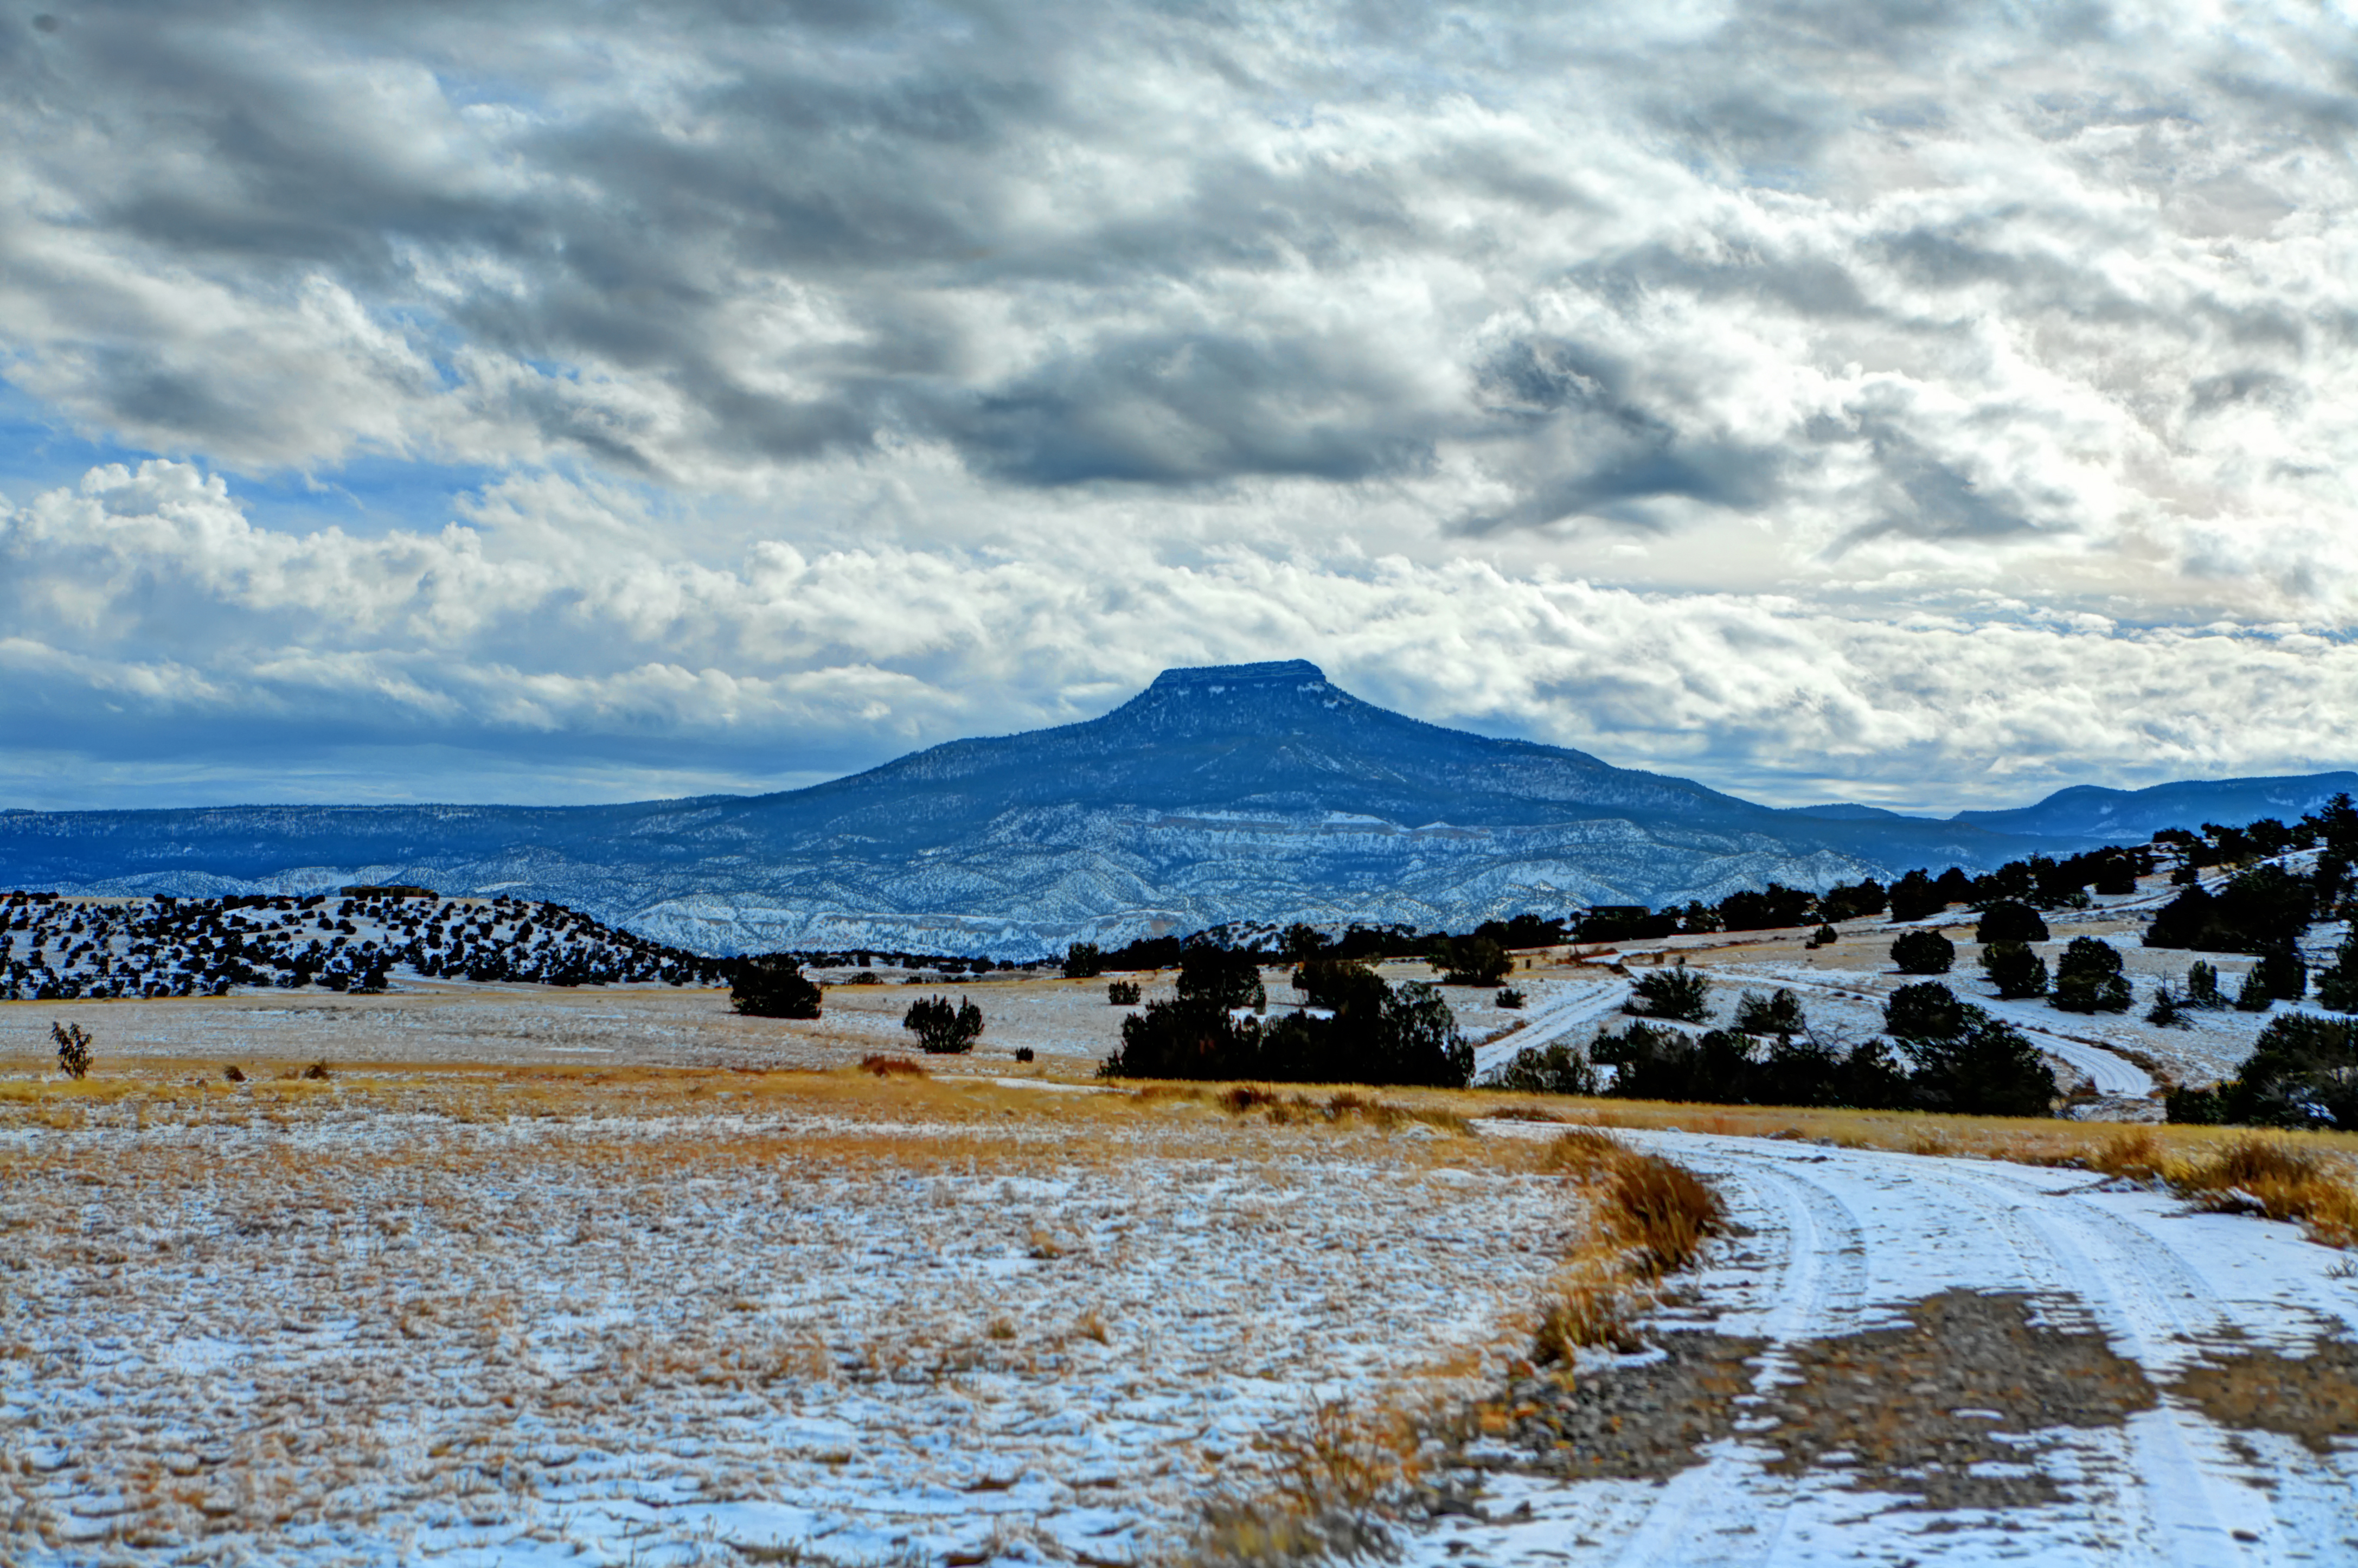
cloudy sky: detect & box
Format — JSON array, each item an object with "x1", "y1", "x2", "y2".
[{"x1": 4, "y1": 0, "x2": 2355, "y2": 814}]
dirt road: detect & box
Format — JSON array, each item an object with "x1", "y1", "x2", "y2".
[{"x1": 1425, "y1": 1128, "x2": 2358, "y2": 1566}]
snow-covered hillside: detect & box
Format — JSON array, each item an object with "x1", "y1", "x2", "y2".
[{"x1": 0, "y1": 887, "x2": 727, "y2": 1001}]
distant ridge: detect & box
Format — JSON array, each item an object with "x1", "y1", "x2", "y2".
[
  {"x1": 1951, "y1": 773, "x2": 2358, "y2": 840},
  {"x1": 3, "y1": 663, "x2": 2349, "y2": 955}
]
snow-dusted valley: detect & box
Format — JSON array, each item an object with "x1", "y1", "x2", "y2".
[{"x1": 6, "y1": 850, "x2": 2358, "y2": 1565}]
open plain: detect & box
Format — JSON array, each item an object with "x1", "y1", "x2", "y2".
[{"x1": 6, "y1": 937, "x2": 2358, "y2": 1566}]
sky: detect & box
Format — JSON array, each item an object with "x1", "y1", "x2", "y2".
[{"x1": 3, "y1": 0, "x2": 2356, "y2": 815}]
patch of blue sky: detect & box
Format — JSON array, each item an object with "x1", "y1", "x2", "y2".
[
  {"x1": 229, "y1": 455, "x2": 510, "y2": 540},
  {"x1": 0, "y1": 376, "x2": 507, "y2": 539},
  {"x1": 0, "y1": 380, "x2": 161, "y2": 501}
]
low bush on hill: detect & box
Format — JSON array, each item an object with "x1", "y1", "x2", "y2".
[
  {"x1": 730, "y1": 955, "x2": 822, "y2": 1019},
  {"x1": 1623, "y1": 963, "x2": 1712, "y2": 1023},
  {"x1": 1430, "y1": 934, "x2": 1511, "y2": 987},
  {"x1": 1981, "y1": 940, "x2": 2049, "y2": 999},
  {"x1": 1975, "y1": 900, "x2": 2049, "y2": 944},
  {"x1": 903, "y1": 994, "x2": 984, "y2": 1054},
  {"x1": 1484, "y1": 1038, "x2": 1598, "y2": 1095},
  {"x1": 1549, "y1": 980, "x2": 2059, "y2": 1116},
  {"x1": 1889, "y1": 927, "x2": 1955, "y2": 974},
  {"x1": 2145, "y1": 864, "x2": 2316, "y2": 954},
  {"x1": 2051, "y1": 937, "x2": 2130, "y2": 1014},
  {"x1": 51, "y1": 1021, "x2": 92, "y2": 1080}
]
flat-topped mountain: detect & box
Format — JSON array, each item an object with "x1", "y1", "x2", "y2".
[{"x1": 4, "y1": 662, "x2": 2345, "y2": 955}]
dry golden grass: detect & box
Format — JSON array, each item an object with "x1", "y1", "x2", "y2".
[
  {"x1": 2165, "y1": 1135, "x2": 2358, "y2": 1247},
  {"x1": 1469, "y1": 1092, "x2": 2358, "y2": 1250},
  {"x1": 2, "y1": 1053, "x2": 1587, "y2": 1564},
  {"x1": 1191, "y1": 1400, "x2": 1424, "y2": 1567},
  {"x1": 1526, "y1": 1130, "x2": 1729, "y2": 1362},
  {"x1": 1453, "y1": 1093, "x2": 2358, "y2": 1232}
]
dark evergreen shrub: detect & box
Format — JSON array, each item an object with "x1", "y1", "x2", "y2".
[
  {"x1": 1887, "y1": 870, "x2": 1948, "y2": 923},
  {"x1": 1889, "y1": 928, "x2": 1955, "y2": 975},
  {"x1": 1106, "y1": 980, "x2": 1142, "y2": 1006},
  {"x1": 1975, "y1": 900, "x2": 2049, "y2": 944},
  {"x1": 2050, "y1": 937, "x2": 2130, "y2": 1014},
  {"x1": 1904, "y1": 1012, "x2": 2059, "y2": 1117},
  {"x1": 1817, "y1": 879, "x2": 1887, "y2": 921},
  {"x1": 903, "y1": 994, "x2": 984, "y2": 1053},
  {"x1": 1062, "y1": 943, "x2": 1105, "y2": 980},
  {"x1": 1624, "y1": 964, "x2": 1712, "y2": 1022},
  {"x1": 1884, "y1": 982, "x2": 1968, "y2": 1045},
  {"x1": 1733, "y1": 988, "x2": 1806, "y2": 1039},
  {"x1": 2168, "y1": 1013, "x2": 2358, "y2": 1130},
  {"x1": 2250, "y1": 946, "x2": 2309, "y2": 1004},
  {"x1": 1486, "y1": 1038, "x2": 1598, "y2": 1095},
  {"x1": 1431, "y1": 935, "x2": 1511, "y2": 987},
  {"x1": 730, "y1": 956, "x2": 823, "y2": 1019},
  {"x1": 1716, "y1": 883, "x2": 1816, "y2": 932},
  {"x1": 1293, "y1": 957, "x2": 1381, "y2": 1009},
  {"x1": 1981, "y1": 941, "x2": 2049, "y2": 999},
  {"x1": 2319, "y1": 931, "x2": 2358, "y2": 1014},
  {"x1": 1176, "y1": 942, "x2": 1266, "y2": 1012},
  {"x1": 50, "y1": 1020, "x2": 91, "y2": 1080},
  {"x1": 2144, "y1": 866, "x2": 2315, "y2": 953},
  {"x1": 1100, "y1": 975, "x2": 1470, "y2": 1087}
]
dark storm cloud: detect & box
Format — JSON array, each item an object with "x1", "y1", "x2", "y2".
[{"x1": 5, "y1": 0, "x2": 2348, "y2": 517}]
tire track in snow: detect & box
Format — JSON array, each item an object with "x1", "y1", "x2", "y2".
[
  {"x1": 1473, "y1": 975, "x2": 1630, "y2": 1075},
  {"x1": 1444, "y1": 1129, "x2": 2358, "y2": 1566},
  {"x1": 1740, "y1": 970, "x2": 2157, "y2": 1098}
]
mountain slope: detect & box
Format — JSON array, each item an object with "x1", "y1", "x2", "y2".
[{"x1": 4, "y1": 661, "x2": 2340, "y2": 955}]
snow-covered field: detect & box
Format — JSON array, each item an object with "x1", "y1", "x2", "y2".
[{"x1": 0, "y1": 1071, "x2": 1571, "y2": 1566}]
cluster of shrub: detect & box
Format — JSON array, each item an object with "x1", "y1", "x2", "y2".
[
  {"x1": 2166, "y1": 1012, "x2": 2358, "y2": 1131},
  {"x1": 1061, "y1": 912, "x2": 1565, "y2": 982},
  {"x1": 1885, "y1": 906, "x2": 2143, "y2": 1012},
  {"x1": 1562, "y1": 849, "x2": 2154, "y2": 944},
  {"x1": 1490, "y1": 968, "x2": 2058, "y2": 1117},
  {"x1": 1097, "y1": 943, "x2": 1473, "y2": 1087}
]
